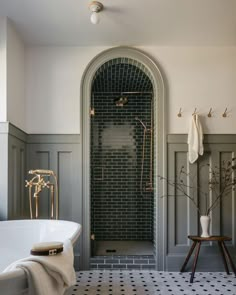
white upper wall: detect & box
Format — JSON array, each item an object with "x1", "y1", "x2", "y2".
[
  {"x1": 141, "y1": 46, "x2": 236, "y2": 134},
  {"x1": 6, "y1": 19, "x2": 25, "y2": 130},
  {"x1": 25, "y1": 46, "x2": 108, "y2": 134},
  {"x1": 0, "y1": 17, "x2": 25, "y2": 129},
  {"x1": 25, "y1": 46, "x2": 236, "y2": 134},
  {"x1": 0, "y1": 17, "x2": 7, "y2": 122}
]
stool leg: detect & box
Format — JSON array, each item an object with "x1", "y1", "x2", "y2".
[
  {"x1": 221, "y1": 241, "x2": 236, "y2": 276},
  {"x1": 180, "y1": 241, "x2": 197, "y2": 272},
  {"x1": 218, "y1": 242, "x2": 229, "y2": 275},
  {"x1": 190, "y1": 241, "x2": 201, "y2": 283}
]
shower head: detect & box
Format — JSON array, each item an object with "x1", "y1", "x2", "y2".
[{"x1": 114, "y1": 96, "x2": 128, "y2": 107}]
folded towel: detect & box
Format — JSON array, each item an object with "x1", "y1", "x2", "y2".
[
  {"x1": 188, "y1": 114, "x2": 204, "y2": 164},
  {"x1": 3, "y1": 239, "x2": 76, "y2": 295}
]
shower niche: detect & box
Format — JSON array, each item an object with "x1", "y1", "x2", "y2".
[{"x1": 90, "y1": 58, "x2": 155, "y2": 265}]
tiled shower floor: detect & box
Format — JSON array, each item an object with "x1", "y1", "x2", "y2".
[
  {"x1": 66, "y1": 270, "x2": 236, "y2": 295},
  {"x1": 93, "y1": 240, "x2": 153, "y2": 256}
]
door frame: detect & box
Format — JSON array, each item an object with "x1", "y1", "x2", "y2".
[{"x1": 80, "y1": 46, "x2": 167, "y2": 270}]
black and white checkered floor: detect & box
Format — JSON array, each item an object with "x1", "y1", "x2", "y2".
[{"x1": 67, "y1": 270, "x2": 236, "y2": 295}]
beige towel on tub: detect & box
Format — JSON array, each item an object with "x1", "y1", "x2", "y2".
[
  {"x1": 3, "y1": 239, "x2": 76, "y2": 295},
  {"x1": 188, "y1": 114, "x2": 204, "y2": 164}
]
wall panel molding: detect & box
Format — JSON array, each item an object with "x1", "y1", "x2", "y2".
[
  {"x1": 168, "y1": 134, "x2": 236, "y2": 144},
  {"x1": 0, "y1": 122, "x2": 82, "y2": 269},
  {"x1": 1, "y1": 122, "x2": 235, "y2": 271},
  {"x1": 8, "y1": 135, "x2": 26, "y2": 219},
  {"x1": 0, "y1": 132, "x2": 8, "y2": 220},
  {"x1": 0, "y1": 122, "x2": 27, "y2": 220},
  {"x1": 26, "y1": 135, "x2": 82, "y2": 269},
  {"x1": 0, "y1": 121, "x2": 27, "y2": 142},
  {"x1": 27, "y1": 134, "x2": 80, "y2": 144},
  {"x1": 167, "y1": 136, "x2": 236, "y2": 271},
  {"x1": 9, "y1": 123, "x2": 27, "y2": 143}
]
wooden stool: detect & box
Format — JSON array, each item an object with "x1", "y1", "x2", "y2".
[{"x1": 180, "y1": 236, "x2": 236, "y2": 283}]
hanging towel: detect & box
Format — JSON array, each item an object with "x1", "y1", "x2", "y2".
[
  {"x1": 188, "y1": 114, "x2": 204, "y2": 164},
  {"x1": 3, "y1": 239, "x2": 76, "y2": 295}
]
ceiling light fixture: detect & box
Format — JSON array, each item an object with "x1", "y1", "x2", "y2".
[{"x1": 89, "y1": 1, "x2": 103, "y2": 25}]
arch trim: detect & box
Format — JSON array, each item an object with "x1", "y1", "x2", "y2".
[{"x1": 80, "y1": 46, "x2": 167, "y2": 270}]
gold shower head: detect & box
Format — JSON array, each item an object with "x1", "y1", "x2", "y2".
[{"x1": 114, "y1": 96, "x2": 128, "y2": 107}]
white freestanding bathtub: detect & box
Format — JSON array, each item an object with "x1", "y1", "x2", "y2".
[{"x1": 0, "y1": 219, "x2": 82, "y2": 295}]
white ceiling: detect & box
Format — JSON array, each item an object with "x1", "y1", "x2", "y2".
[{"x1": 0, "y1": 0, "x2": 236, "y2": 46}]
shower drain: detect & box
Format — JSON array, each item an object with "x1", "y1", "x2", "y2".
[{"x1": 106, "y1": 249, "x2": 116, "y2": 253}]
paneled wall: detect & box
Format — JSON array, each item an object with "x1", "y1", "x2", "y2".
[
  {"x1": 166, "y1": 135, "x2": 236, "y2": 271},
  {"x1": 0, "y1": 123, "x2": 82, "y2": 269},
  {"x1": 0, "y1": 123, "x2": 27, "y2": 220},
  {"x1": 27, "y1": 134, "x2": 81, "y2": 222},
  {"x1": 27, "y1": 134, "x2": 82, "y2": 269},
  {"x1": 0, "y1": 124, "x2": 81, "y2": 223},
  {"x1": 8, "y1": 133, "x2": 26, "y2": 219},
  {"x1": 1, "y1": 122, "x2": 236, "y2": 271}
]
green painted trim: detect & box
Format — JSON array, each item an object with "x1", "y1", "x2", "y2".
[
  {"x1": 0, "y1": 122, "x2": 27, "y2": 142},
  {"x1": 27, "y1": 134, "x2": 80, "y2": 144},
  {"x1": 9, "y1": 123, "x2": 28, "y2": 143},
  {"x1": 0, "y1": 122, "x2": 81, "y2": 144},
  {"x1": 168, "y1": 134, "x2": 236, "y2": 144},
  {"x1": 0, "y1": 133, "x2": 8, "y2": 220}
]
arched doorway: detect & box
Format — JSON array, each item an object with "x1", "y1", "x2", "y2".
[{"x1": 81, "y1": 47, "x2": 166, "y2": 270}]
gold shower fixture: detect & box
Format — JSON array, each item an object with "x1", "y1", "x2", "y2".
[
  {"x1": 114, "y1": 96, "x2": 128, "y2": 107},
  {"x1": 25, "y1": 169, "x2": 58, "y2": 219}
]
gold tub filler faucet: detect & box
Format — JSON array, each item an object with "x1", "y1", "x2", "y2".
[{"x1": 25, "y1": 169, "x2": 58, "y2": 219}]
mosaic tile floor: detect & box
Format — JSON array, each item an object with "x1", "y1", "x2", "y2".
[{"x1": 67, "y1": 270, "x2": 236, "y2": 295}]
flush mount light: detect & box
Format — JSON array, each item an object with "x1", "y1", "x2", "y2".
[{"x1": 89, "y1": 1, "x2": 103, "y2": 24}]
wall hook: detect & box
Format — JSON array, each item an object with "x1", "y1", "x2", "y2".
[
  {"x1": 177, "y1": 108, "x2": 182, "y2": 117},
  {"x1": 222, "y1": 108, "x2": 228, "y2": 118},
  {"x1": 192, "y1": 108, "x2": 198, "y2": 116},
  {"x1": 207, "y1": 108, "x2": 213, "y2": 118}
]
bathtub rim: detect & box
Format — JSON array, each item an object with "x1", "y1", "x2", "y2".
[
  {"x1": 0, "y1": 219, "x2": 82, "y2": 245},
  {"x1": 0, "y1": 219, "x2": 82, "y2": 295}
]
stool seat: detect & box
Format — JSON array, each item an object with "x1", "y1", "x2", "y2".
[{"x1": 188, "y1": 235, "x2": 232, "y2": 242}]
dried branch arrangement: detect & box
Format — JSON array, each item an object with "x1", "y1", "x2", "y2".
[{"x1": 158, "y1": 158, "x2": 236, "y2": 216}]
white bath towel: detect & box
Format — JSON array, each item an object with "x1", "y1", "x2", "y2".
[
  {"x1": 188, "y1": 114, "x2": 204, "y2": 164},
  {"x1": 3, "y1": 239, "x2": 76, "y2": 295}
]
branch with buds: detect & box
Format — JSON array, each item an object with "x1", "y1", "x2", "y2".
[{"x1": 158, "y1": 158, "x2": 236, "y2": 216}]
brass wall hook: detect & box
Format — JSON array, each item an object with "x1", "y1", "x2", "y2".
[
  {"x1": 177, "y1": 108, "x2": 182, "y2": 117},
  {"x1": 192, "y1": 108, "x2": 198, "y2": 116},
  {"x1": 207, "y1": 108, "x2": 213, "y2": 118},
  {"x1": 222, "y1": 108, "x2": 228, "y2": 118}
]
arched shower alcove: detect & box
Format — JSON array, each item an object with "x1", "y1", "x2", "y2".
[{"x1": 81, "y1": 47, "x2": 166, "y2": 270}]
